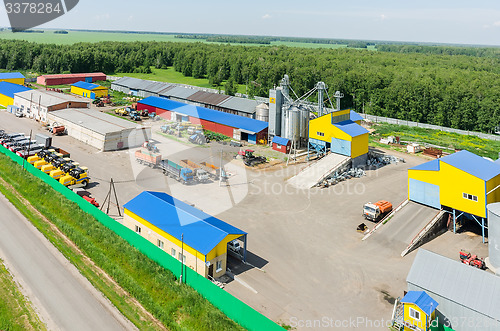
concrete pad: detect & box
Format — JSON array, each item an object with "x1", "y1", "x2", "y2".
[{"x1": 287, "y1": 153, "x2": 349, "y2": 189}]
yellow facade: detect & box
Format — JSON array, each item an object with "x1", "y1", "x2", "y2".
[
  {"x1": 0, "y1": 94, "x2": 14, "y2": 107},
  {"x1": 0, "y1": 78, "x2": 25, "y2": 85},
  {"x1": 409, "y1": 161, "x2": 491, "y2": 218},
  {"x1": 487, "y1": 173, "x2": 500, "y2": 207},
  {"x1": 70, "y1": 85, "x2": 108, "y2": 99},
  {"x1": 403, "y1": 303, "x2": 431, "y2": 331},
  {"x1": 351, "y1": 133, "x2": 369, "y2": 159},
  {"x1": 123, "y1": 209, "x2": 237, "y2": 278}
]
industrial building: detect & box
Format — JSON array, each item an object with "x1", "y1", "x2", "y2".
[
  {"x1": 137, "y1": 96, "x2": 268, "y2": 143},
  {"x1": 70, "y1": 81, "x2": 109, "y2": 99},
  {"x1": 406, "y1": 249, "x2": 500, "y2": 331},
  {"x1": 408, "y1": 150, "x2": 500, "y2": 242},
  {"x1": 0, "y1": 82, "x2": 30, "y2": 107},
  {"x1": 37, "y1": 72, "x2": 106, "y2": 86},
  {"x1": 14, "y1": 90, "x2": 90, "y2": 122},
  {"x1": 47, "y1": 108, "x2": 151, "y2": 151},
  {"x1": 272, "y1": 136, "x2": 291, "y2": 154},
  {"x1": 111, "y1": 76, "x2": 260, "y2": 118},
  {"x1": 123, "y1": 191, "x2": 247, "y2": 279},
  {"x1": 0, "y1": 72, "x2": 25, "y2": 85}
]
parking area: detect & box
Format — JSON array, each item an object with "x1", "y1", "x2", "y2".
[{"x1": 0, "y1": 110, "x2": 488, "y2": 330}]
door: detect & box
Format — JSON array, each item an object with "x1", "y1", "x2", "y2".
[
  {"x1": 208, "y1": 263, "x2": 214, "y2": 277},
  {"x1": 90, "y1": 92, "x2": 96, "y2": 99},
  {"x1": 409, "y1": 178, "x2": 440, "y2": 209},
  {"x1": 85, "y1": 77, "x2": 92, "y2": 83},
  {"x1": 331, "y1": 138, "x2": 351, "y2": 156},
  {"x1": 248, "y1": 134, "x2": 257, "y2": 144}
]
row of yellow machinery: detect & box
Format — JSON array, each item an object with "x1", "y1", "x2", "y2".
[{"x1": 27, "y1": 149, "x2": 90, "y2": 188}]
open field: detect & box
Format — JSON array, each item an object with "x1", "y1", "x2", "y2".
[
  {"x1": 115, "y1": 67, "x2": 247, "y2": 94},
  {"x1": 370, "y1": 123, "x2": 500, "y2": 159}
]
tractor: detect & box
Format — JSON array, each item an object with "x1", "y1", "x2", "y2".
[
  {"x1": 142, "y1": 141, "x2": 159, "y2": 153},
  {"x1": 459, "y1": 250, "x2": 486, "y2": 270},
  {"x1": 238, "y1": 149, "x2": 267, "y2": 167}
]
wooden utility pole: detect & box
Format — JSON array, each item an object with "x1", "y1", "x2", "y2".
[{"x1": 100, "y1": 178, "x2": 121, "y2": 216}]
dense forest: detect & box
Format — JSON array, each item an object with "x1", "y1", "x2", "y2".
[{"x1": 0, "y1": 39, "x2": 499, "y2": 133}]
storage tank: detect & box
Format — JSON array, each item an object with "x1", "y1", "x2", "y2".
[
  {"x1": 487, "y1": 203, "x2": 500, "y2": 271},
  {"x1": 298, "y1": 104, "x2": 309, "y2": 141},
  {"x1": 282, "y1": 106, "x2": 301, "y2": 143},
  {"x1": 255, "y1": 103, "x2": 269, "y2": 122}
]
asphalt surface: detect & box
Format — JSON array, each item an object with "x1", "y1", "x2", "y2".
[{"x1": 0, "y1": 193, "x2": 136, "y2": 331}]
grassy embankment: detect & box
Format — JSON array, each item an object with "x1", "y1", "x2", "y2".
[
  {"x1": 370, "y1": 123, "x2": 500, "y2": 159},
  {"x1": 0, "y1": 152, "x2": 244, "y2": 331},
  {"x1": 0, "y1": 259, "x2": 47, "y2": 330}
]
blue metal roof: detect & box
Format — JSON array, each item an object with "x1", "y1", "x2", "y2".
[
  {"x1": 440, "y1": 150, "x2": 500, "y2": 181},
  {"x1": 272, "y1": 136, "x2": 290, "y2": 145},
  {"x1": 0, "y1": 72, "x2": 25, "y2": 80},
  {"x1": 350, "y1": 110, "x2": 363, "y2": 122},
  {"x1": 123, "y1": 191, "x2": 246, "y2": 256},
  {"x1": 72, "y1": 81, "x2": 100, "y2": 90},
  {"x1": 140, "y1": 96, "x2": 268, "y2": 134},
  {"x1": 0, "y1": 81, "x2": 30, "y2": 99},
  {"x1": 409, "y1": 159, "x2": 440, "y2": 172},
  {"x1": 333, "y1": 120, "x2": 369, "y2": 137},
  {"x1": 401, "y1": 291, "x2": 438, "y2": 316}
]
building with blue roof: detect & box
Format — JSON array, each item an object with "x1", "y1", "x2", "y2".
[
  {"x1": 70, "y1": 81, "x2": 108, "y2": 99},
  {"x1": 308, "y1": 108, "x2": 369, "y2": 163},
  {"x1": 0, "y1": 72, "x2": 25, "y2": 85},
  {"x1": 123, "y1": 191, "x2": 247, "y2": 278},
  {"x1": 393, "y1": 290, "x2": 438, "y2": 331},
  {"x1": 408, "y1": 150, "x2": 500, "y2": 242},
  {"x1": 271, "y1": 136, "x2": 291, "y2": 154},
  {"x1": 138, "y1": 96, "x2": 268, "y2": 144},
  {"x1": 0, "y1": 81, "x2": 30, "y2": 107}
]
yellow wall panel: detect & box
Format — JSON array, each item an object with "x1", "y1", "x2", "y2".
[
  {"x1": 351, "y1": 133, "x2": 368, "y2": 158},
  {"x1": 487, "y1": 174, "x2": 500, "y2": 207},
  {"x1": 0, "y1": 94, "x2": 14, "y2": 107},
  {"x1": 309, "y1": 113, "x2": 352, "y2": 142},
  {"x1": 0, "y1": 78, "x2": 25, "y2": 85},
  {"x1": 403, "y1": 303, "x2": 427, "y2": 331}
]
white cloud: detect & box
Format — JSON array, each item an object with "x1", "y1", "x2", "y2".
[
  {"x1": 380, "y1": 14, "x2": 387, "y2": 21},
  {"x1": 494, "y1": 21, "x2": 500, "y2": 26},
  {"x1": 262, "y1": 14, "x2": 272, "y2": 20}
]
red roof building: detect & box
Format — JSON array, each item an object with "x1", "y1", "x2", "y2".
[{"x1": 37, "y1": 73, "x2": 106, "y2": 86}]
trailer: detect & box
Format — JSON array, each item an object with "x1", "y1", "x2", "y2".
[
  {"x1": 158, "y1": 159, "x2": 194, "y2": 184},
  {"x1": 135, "y1": 149, "x2": 161, "y2": 167},
  {"x1": 180, "y1": 159, "x2": 209, "y2": 182},
  {"x1": 200, "y1": 161, "x2": 220, "y2": 179}
]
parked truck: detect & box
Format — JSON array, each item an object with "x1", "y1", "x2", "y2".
[
  {"x1": 158, "y1": 159, "x2": 193, "y2": 184},
  {"x1": 135, "y1": 149, "x2": 161, "y2": 167},
  {"x1": 363, "y1": 200, "x2": 393, "y2": 221},
  {"x1": 200, "y1": 161, "x2": 220, "y2": 179},
  {"x1": 179, "y1": 159, "x2": 209, "y2": 182}
]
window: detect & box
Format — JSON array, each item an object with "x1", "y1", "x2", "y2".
[
  {"x1": 157, "y1": 239, "x2": 164, "y2": 249},
  {"x1": 275, "y1": 144, "x2": 281, "y2": 148},
  {"x1": 409, "y1": 308, "x2": 420, "y2": 320},
  {"x1": 171, "y1": 248, "x2": 176, "y2": 257},
  {"x1": 317, "y1": 132, "x2": 325, "y2": 137},
  {"x1": 463, "y1": 193, "x2": 478, "y2": 202},
  {"x1": 135, "y1": 225, "x2": 141, "y2": 234},
  {"x1": 178, "y1": 253, "x2": 186, "y2": 263},
  {"x1": 216, "y1": 260, "x2": 222, "y2": 272}
]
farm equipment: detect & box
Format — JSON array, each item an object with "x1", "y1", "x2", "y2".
[
  {"x1": 200, "y1": 161, "x2": 220, "y2": 179},
  {"x1": 179, "y1": 159, "x2": 209, "y2": 182},
  {"x1": 357, "y1": 223, "x2": 368, "y2": 233},
  {"x1": 142, "y1": 141, "x2": 159, "y2": 153},
  {"x1": 160, "y1": 124, "x2": 170, "y2": 133},
  {"x1": 363, "y1": 200, "x2": 393, "y2": 222},
  {"x1": 188, "y1": 131, "x2": 207, "y2": 145},
  {"x1": 158, "y1": 159, "x2": 193, "y2": 184},
  {"x1": 135, "y1": 149, "x2": 161, "y2": 167},
  {"x1": 129, "y1": 110, "x2": 142, "y2": 121},
  {"x1": 238, "y1": 149, "x2": 267, "y2": 167},
  {"x1": 148, "y1": 112, "x2": 157, "y2": 120},
  {"x1": 114, "y1": 107, "x2": 130, "y2": 116},
  {"x1": 59, "y1": 167, "x2": 89, "y2": 188},
  {"x1": 459, "y1": 250, "x2": 486, "y2": 270}
]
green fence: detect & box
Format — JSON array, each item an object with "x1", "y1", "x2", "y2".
[{"x1": 1, "y1": 147, "x2": 283, "y2": 331}]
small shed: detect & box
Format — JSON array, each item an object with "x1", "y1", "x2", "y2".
[
  {"x1": 71, "y1": 81, "x2": 108, "y2": 99},
  {"x1": 398, "y1": 291, "x2": 438, "y2": 331},
  {"x1": 272, "y1": 136, "x2": 291, "y2": 154}
]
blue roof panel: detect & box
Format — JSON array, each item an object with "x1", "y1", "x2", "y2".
[
  {"x1": 333, "y1": 120, "x2": 369, "y2": 137},
  {"x1": 350, "y1": 110, "x2": 363, "y2": 122},
  {"x1": 409, "y1": 159, "x2": 440, "y2": 172},
  {"x1": 72, "y1": 81, "x2": 100, "y2": 90},
  {"x1": 0, "y1": 72, "x2": 25, "y2": 80},
  {"x1": 140, "y1": 96, "x2": 268, "y2": 134},
  {"x1": 0, "y1": 81, "x2": 30, "y2": 99},
  {"x1": 272, "y1": 136, "x2": 290, "y2": 145},
  {"x1": 401, "y1": 291, "x2": 439, "y2": 316},
  {"x1": 123, "y1": 191, "x2": 246, "y2": 255},
  {"x1": 440, "y1": 150, "x2": 500, "y2": 181}
]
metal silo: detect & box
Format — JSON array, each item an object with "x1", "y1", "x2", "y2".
[
  {"x1": 282, "y1": 105, "x2": 300, "y2": 143},
  {"x1": 255, "y1": 103, "x2": 269, "y2": 122},
  {"x1": 487, "y1": 203, "x2": 500, "y2": 271}
]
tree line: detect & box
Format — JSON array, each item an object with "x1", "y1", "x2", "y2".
[{"x1": 0, "y1": 39, "x2": 499, "y2": 133}]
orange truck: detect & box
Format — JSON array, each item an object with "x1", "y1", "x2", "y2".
[
  {"x1": 363, "y1": 200, "x2": 393, "y2": 221},
  {"x1": 200, "y1": 161, "x2": 220, "y2": 179},
  {"x1": 135, "y1": 149, "x2": 161, "y2": 167}
]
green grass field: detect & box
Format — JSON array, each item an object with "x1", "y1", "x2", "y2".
[{"x1": 115, "y1": 67, "x2": 248, "y2": 94}]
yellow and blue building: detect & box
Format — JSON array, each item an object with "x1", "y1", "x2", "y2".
[
  {"x1": 123, "y1": 191, "x2": 247, "y2": 279},
  {"x1": 0, "y1": 72, "x2": 25, "y2": 85},
  {"x1": 70, "y1": 81, "x2": 108, "y2": 99},
  {"x1": 396, "y1": 291, "x2": 438, "y2": 331},
  {"x1": 308, "y1": 109, "x2": 369, "y2": 163},
  {"x1": 0, "y1": 81, "x2": 30, "y2": 107},
  {"x1": 408, "y1": 150, "x2": 500, "y2": 242}
]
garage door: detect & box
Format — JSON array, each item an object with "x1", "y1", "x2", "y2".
[
  {"x1": 331, "y1": 138, "x2": 350, "y2": 156},
  {"x1": 409, "y1": 178, "x2": 440, "y2": 209}
]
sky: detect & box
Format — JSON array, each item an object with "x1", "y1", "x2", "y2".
[{"x1": 1, "y1": 0, "x2": 500, "y2": 46}]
